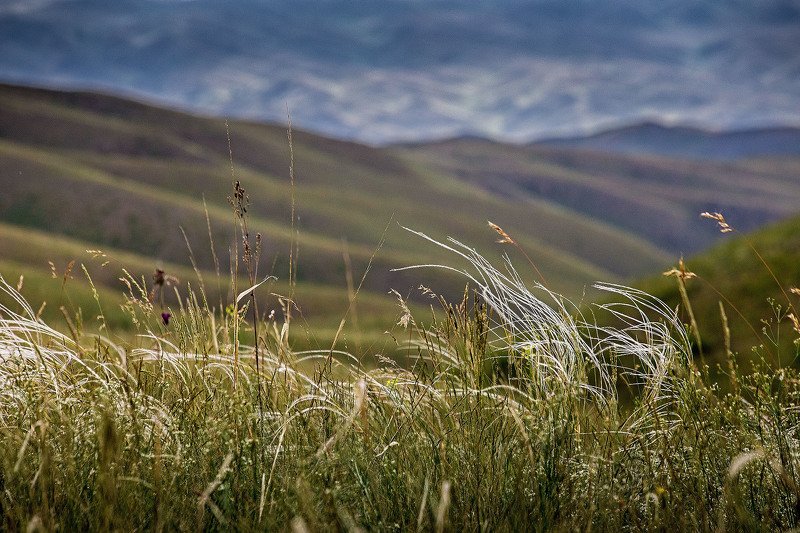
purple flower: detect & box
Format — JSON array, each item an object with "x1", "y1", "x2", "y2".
[{"x1": 161, "y1": 312, "x2": 171, "y2": 326}]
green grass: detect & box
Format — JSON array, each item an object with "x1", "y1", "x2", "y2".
[
  {"x1": 2, "y1": 233, "x2": 800, "y2": 530},
  {"x1": 0, "y1": 220, "x2": 430, "y2": 358},
  {"x1": 4, "y1": 82, "x2": 800, "y2": 529},
  {"x1": 638, "y1": 213, "x2": 800, "y2": 371}
]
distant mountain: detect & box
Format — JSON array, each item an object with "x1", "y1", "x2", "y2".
[
  {"x1": 535, "y1": 122, "x2": 800, "y2": 160},
  {"x1": 1, "y1": 0, "x2": 799, "y2": 143}
]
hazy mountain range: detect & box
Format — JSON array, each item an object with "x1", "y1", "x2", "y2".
[
  {"x1": 534, "y1": 122, "x2": 800, "y2": 160},
  {"x1": 1, "y1": 0, "x2": 799, "y2": 143}
]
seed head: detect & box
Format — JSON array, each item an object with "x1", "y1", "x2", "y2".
[
  {"x1": 700, "y1": 212, "x2": 734, "y2": 233},
  {"x1": 788, "y1": 313, "x2": 800, "y2": 335},
  {"x1": 663, "y1": 257, "x2": 696, "y2": 281},
  {"x1": 488, "y1": 221, "x2": 515, "y2": 244}
]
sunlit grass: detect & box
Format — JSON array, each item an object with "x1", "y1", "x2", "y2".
[{"x1": 1, "y1": 228, "x2": 800, "y2": 530}]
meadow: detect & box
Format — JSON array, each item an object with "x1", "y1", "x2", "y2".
[
  {"x1": 2, "y1": 83, "x2": 800, "y2": 530},
  {"x1": 2, "y1": 210, "x2": 800, "y2": 531}
]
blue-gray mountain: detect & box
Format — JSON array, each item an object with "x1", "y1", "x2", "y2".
[
  {"x1": 535, "y1": 122, "x2": 800, "y2": 161},
  {"x1": 1, "y1": 0, "x2": 798, "y2": 143}
]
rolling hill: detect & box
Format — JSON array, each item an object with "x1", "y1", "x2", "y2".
[
  {"x1": 393, "y1": 137, "x2": 800, "y2": 253},
  {"x1": 1, "y1": 82, "x2": 799, "y2": 353},
  {"x1": 0, "y1": 82, "x2": 667, "y2": 347}
]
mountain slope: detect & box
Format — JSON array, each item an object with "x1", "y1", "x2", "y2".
[
  {"x1": 0, "y1": 83, "x2": 664, "y2": 285},
  {"x1": 0, "y1": 83, "x2": 683, "y2": 344},
  {"x1": 394, "y1": 137, "x2": 800, "y2": 254}
]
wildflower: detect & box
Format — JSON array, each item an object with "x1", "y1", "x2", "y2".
[
  {"x1": 153, "y1": 268, "x2": 165, "y2": 287},
  {"x1": 149, "y1": 268, "x2": 178, "y2": 303},
  {"x1": 161, "y1": 312, "x2": 171, "y2": 326}
]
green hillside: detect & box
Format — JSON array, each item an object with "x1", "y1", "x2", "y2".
[
  {"x1": 395, "y1": 138, "x2": 800, "y2": 253},
  {"x1": 0, "y1": 84, "x2": 670, "y2": 289},
  {"x1": 0, "y1": 83, "x2": 676, "y2": 342},
  {"x1": 3, "y1": 83, "x2": 799, "y2": 354},
  {"x1": 639, "y1": 213, "x2": 800, "y2": 370}
]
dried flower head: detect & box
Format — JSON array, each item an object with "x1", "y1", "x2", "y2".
[
  {"x1": 488, "y1": 221, "x2": 515, "y2": 244},
  {"x1": 150, "y1": 268, "x2": 178, "y2": 303},
  {"x1": 788, "y1": 313, "x2": 800, "y2": 335},
  {"x1": 153, "y1": 268, "x2": 166, "y2": 287},
  {"x1": 663, "y1": 257, "x2": 696, "y2": 281},
  {"x1": 229, "y1": 180, "x2": 249, "y2": 218},
  {"x1": 152, "y1": 268, "x2": 178, "y2": 287},
  {"x1": 700, "y1": 212, "x2": 734, "y2": 233}
]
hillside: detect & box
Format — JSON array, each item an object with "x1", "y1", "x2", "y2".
[
  {"x1": 0, "y1": 82, "x2": 676, "y2": 346},
  {"x1": 639, "y1": 213, "x2": 800, "y2": 369},
  {"x1": 3, "y1": 83, "x2": 800, "y2": 355},
  {"x1": 394, "y1": 137, "x2": 800, "y2": 253}
]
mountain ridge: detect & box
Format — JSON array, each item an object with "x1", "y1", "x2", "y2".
[{"x1": 533, "y1": 121, "x2": 800, "y2": 160}]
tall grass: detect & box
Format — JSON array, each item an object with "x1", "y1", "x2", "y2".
[{"x1": 1, "y1": 225, "x2": 800, "y2": 531}]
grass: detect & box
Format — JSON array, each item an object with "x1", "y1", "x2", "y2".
[
  {"x1": 0, "y1": 221, "x2": 421, "y2": 356},
  {"x1": 4, "y1": 82, "x2": 800, "y2": 530},
  {"x1": 639, "y1": 212, "x2": 800, "y2": 370},
  {"x1": 2, "y1": 224, "x2": 800, "y2": 530}
]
